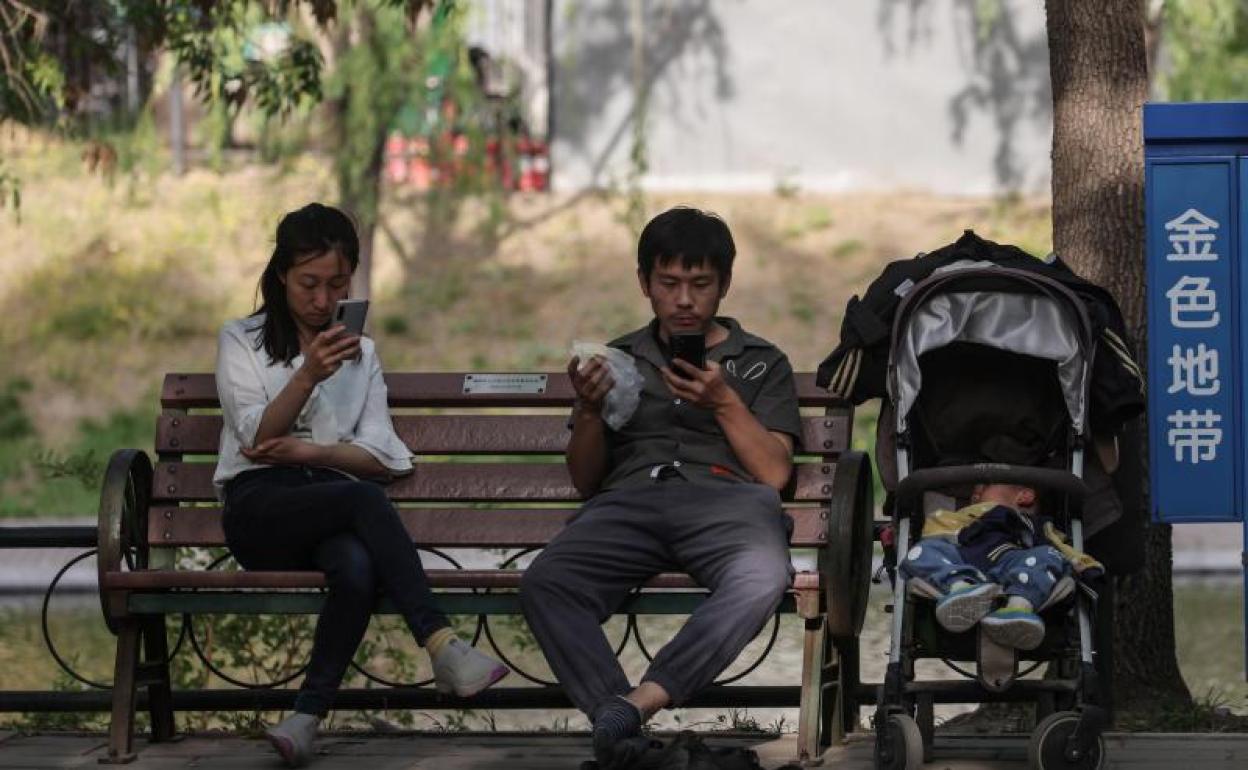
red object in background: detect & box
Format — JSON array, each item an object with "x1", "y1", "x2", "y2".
[
  {"x1": 408, "y1": 137, "x2": 433, "y2": 189},
  {"x1": 384, "y1": 135, "x2": 409, "y2": 183},
  {"x1": 383, "y1": 131, "x2": 549, "y2": 192},
  {"x1": 516, "y1": 137, "x2": 549, "y2": 192}
]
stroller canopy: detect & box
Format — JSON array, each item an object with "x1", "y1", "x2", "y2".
[{"x1": 891, "y1": 268, "x2": 1091, "y2": 436}]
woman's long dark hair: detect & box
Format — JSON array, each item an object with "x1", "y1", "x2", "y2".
[{"x1": 254, "y1": 203, "x2": 360, "y2": 365}]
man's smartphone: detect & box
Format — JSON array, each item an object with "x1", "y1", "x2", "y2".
[
  {"x1": 333, "y1": 298, "x2": 369, "y2": 337},
  {"x1": 670, "y1": 332, "x2": 707, "y2": 373}
]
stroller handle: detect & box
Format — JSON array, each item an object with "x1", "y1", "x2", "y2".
[{"x1": 895, "y1": 464, "x2": 1088, "y2": 511}]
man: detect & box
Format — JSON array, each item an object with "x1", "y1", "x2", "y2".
[{"x1": 520, "y1": 207, "x2": 802, "y2": 765}]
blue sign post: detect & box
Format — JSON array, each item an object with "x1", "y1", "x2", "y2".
[{"x1": 1145, "y1": 102, "x2": 1248, "y2": 679}]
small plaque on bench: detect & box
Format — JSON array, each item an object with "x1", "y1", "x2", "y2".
[{"x1": 462, "y1": 373, "x2": 548, "y2": 395}]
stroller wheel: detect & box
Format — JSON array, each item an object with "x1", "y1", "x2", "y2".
[
  {"x1": 874, "y1": 713, "x2": 923, "y2": 770},
  {"x1": 1029, "y1": 711, "x2": 1106, "y2": 770}
]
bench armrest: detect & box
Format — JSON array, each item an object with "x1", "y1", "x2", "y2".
[
  {"x1": 821, "y1": 450, "x2": 874, "y2": 637},
  {"x1": 97, "y1": 449, "x2": 153, "y2": 634}
]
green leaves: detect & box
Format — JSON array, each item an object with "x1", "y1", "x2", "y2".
[
  {"x1": 0, "y1": 161, "x2": 20, "y2": 222},
  {"x1": 163, "y1": 2, "x2": 324, "y2": 118},
  {"x1": 0, "y1": 378, "x2": 33, "y2": 442},
  {"x1": 0, "y1": 2, "x2": 435, "y2": 132},
  {"x1": 1161, "y1": 0, "x2": 1248, "y2": 102},
  {"x1": 26, "y1": 51, "x2": 65, "y2": 110}
]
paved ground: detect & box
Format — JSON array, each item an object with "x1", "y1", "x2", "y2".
[{"x1": 1, "y1": 730, "x2": 1246, "y2": 769}]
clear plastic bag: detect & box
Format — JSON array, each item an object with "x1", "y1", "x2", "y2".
[{"x1": 571, "y1": 341, "x2": 644, "y2": 430}]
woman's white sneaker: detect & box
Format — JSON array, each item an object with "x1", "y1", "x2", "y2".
[
  {"x1": 432, "y1": 638, "x2": 510, "y2": 697},
  {"x1": 264, "y1": 712, "x2": 319, "y2": 768}
]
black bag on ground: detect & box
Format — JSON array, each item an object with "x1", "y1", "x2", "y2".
[{"x1": 581, "y1": 731, "x2": 802, "y2": 770}]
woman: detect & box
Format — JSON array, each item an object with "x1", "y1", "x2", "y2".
[{"x1": 214, "y1": 203, "x2": 508, "y2": 767}]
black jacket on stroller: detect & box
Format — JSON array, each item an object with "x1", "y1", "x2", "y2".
[{"x1": 816, "y1": 230, "x2": 1145, "y2": 438}]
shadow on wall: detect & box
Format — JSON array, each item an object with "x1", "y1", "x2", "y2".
[
  {"x1": 878, "y1": 0, "x2": 1052, "y2": 191},
  {"x1": 553, "y1": 0, "x2": 733, "y2": 188}
]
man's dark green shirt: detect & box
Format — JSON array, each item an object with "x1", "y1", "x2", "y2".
[{"x1": 594, "y1": 317, "x2": 802, "y2": 491}]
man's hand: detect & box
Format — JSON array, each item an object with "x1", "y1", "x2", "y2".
[
  {"x1": 568, "y1": 355, "x2": 614, "y2": 415},
  {"x1": 241, "y1": 436, "x2": 325, "y2": 466},
  {"x1": 566, "y1": 355, "x2": 613, "y2": 497},
  {"x1": 298, "y1": 325, "x2": 361, "y2": 384},
  {"x1": 661, "y1": 359, "x2": 738, "y2": 412}
]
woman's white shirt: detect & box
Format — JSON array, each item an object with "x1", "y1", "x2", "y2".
[{"x1": 212, "y1": 315, "x2": 413, "y2": 499}]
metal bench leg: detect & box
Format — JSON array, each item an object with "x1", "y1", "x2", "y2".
[
  {"x1": 102, "y1": 620, "x2": 140, "y2": 764},
  {"x1": 823, "y1": 633, "x2": 859, "y2": 746},
  {"x1": 819, "y1": 629, "x2": 837, "y2": 748},
  {"x1": 142, "y1": 617, "x2": 176, "y2": 743},
  {"x1": 797, "y1": 616, "x2": 826, "y2": 765},
  {"x1": 843, "y1": 635, "x2": 863, "y2": 738}
]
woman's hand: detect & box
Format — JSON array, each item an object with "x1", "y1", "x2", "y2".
[
  {"x1": 298, "y1": 325, "x2": 361, "y2": 384},
  {"x1": 240, "y1": 436, "x2": 325, "y2": 466}
]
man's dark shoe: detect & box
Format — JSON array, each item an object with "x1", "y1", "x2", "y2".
[{"x1": 592, "y1": 696, "x2": 644, "y2": 768}]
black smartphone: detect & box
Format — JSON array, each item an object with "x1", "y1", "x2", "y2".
[
  {"x1": 333, "y1": 298, "x2": 369, "y2": 336},
  {"x1": 669, "y1": 332, "x2": 707, "y2": 373}
]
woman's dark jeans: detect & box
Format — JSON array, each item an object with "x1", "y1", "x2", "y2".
[{"x1": 223, "y1": 466, "x2": 450, "y2": 716}]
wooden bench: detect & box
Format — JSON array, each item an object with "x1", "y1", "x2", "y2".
[{"x1": 96, "y1": 371, "x2": 874, "y2": 764}]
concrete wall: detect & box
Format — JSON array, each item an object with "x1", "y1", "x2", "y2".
[{"x1": 550, "y1": 0, "x2": 1052, "y2": 196}]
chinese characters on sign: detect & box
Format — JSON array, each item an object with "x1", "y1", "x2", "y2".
[
  {"x1": 1164, "y1": 209, "x2": 1224, "y2": 463},
  {"x1": 1165, "y1": 207, "x2": 1220, "y2": 261}
]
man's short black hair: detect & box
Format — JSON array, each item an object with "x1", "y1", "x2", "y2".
[{"x1": 637, "y1": 206, "x2": 736, "y2": 281}]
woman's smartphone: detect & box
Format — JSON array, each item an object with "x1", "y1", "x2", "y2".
[
  {"x1": 333, "y1": 299, "x2": 369, "y2": 337},
  {"x1": 670, "y1": 332, "x2": 707, "y2": 373}
]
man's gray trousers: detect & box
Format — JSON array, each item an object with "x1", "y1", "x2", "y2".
[{"x1": 519, "y1": 480, "x2": 794, "y2": 716}]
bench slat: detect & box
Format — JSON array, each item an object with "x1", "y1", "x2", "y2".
[
  {"x1": 126, "y1": 591, "x2": 805, "y2": 617},
  {"x1": 155, "y1": 414, "x2": 852, "y2": 455},
  {"x1": 161, "y1": 372, "x2": 845, "y2": 409},
  {"x1": 146, "y1": 505, "x2": 832, "y2": 547},
  {"x1": 150, "y1": 462, "x2": 841, "y2": 504},
  {"x1": 105, "y1": 569, "x2": 821, "y2": 591},
  {"x1": 115, "y1": 572, "x2": 820, "y2": 616}
]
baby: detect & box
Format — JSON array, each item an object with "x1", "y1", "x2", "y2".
[{"x1": 898, "y1": 483, "x2": 1102, "y2": 650}]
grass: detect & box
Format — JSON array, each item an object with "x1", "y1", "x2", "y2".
[
  {"x1": 831, "y1": 238, "x2": 865, "y2": 260},
  {"x1": 0, "y1": 399, "x2": 156, "y2": 518},
  {"x1": 1115, "y1": 685, "x2": 1248, "y2": 732},
  {"x1": 1171, "y1": 579, "x2": 1248, "y2": 722}
]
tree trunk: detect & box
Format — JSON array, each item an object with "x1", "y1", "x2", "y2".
[
  {"x1": 1044, "y1": 0, "x2": 1192, "y2": 715},
  {"x1": 326, "y1": 5, "x2": 387, "y2": 301},
  {"x1": 343, "y1": 144, "x2": 384, "y2": 301},
  {"x1": 352, "y1": 209, "x2": 378, "y2": 300}
]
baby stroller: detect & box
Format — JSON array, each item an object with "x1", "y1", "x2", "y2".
[
  {"x1": 870, "y1": 262, "x2": 1111, "y2": 770},
  {"x1": 818, "y1": 233, "x2": 1145, "y2": 770}
]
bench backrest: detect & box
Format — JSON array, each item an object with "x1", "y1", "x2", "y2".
[{"x1": 148, "y1": 373, "x2": 851, "y2": 552}]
